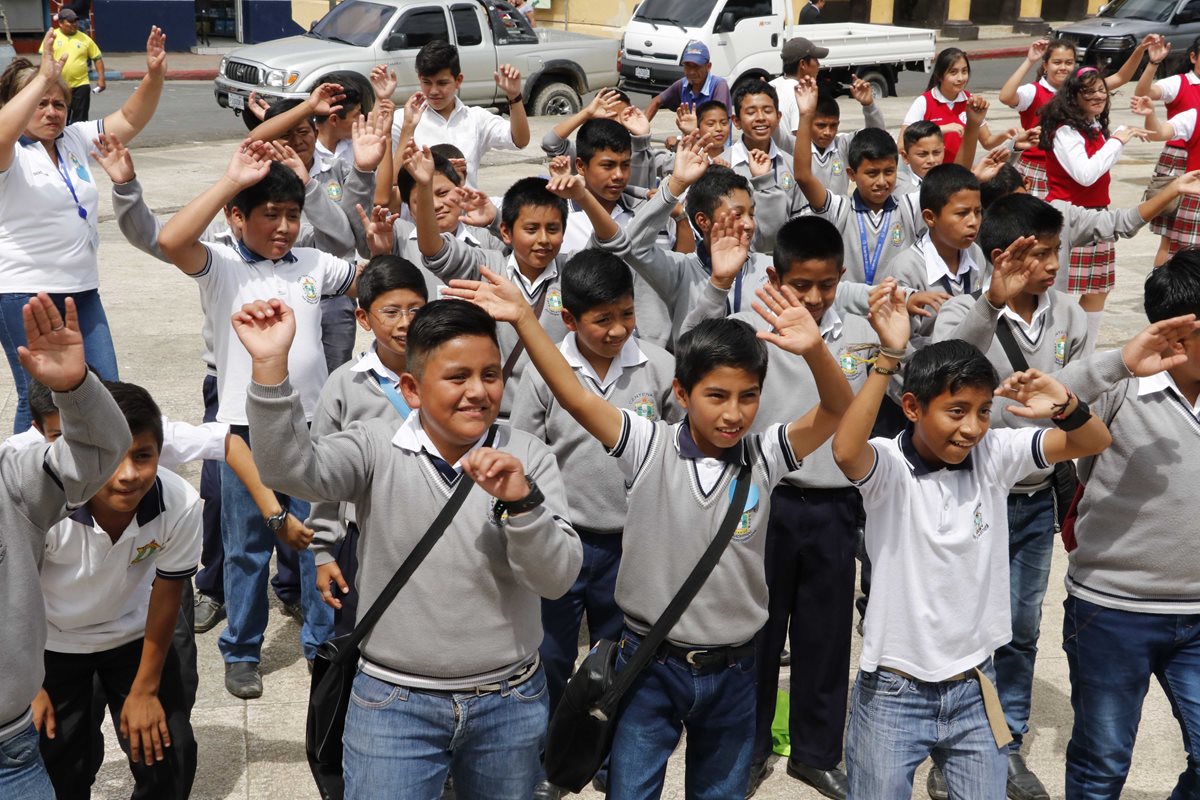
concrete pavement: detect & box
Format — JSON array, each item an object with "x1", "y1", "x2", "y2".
[{"x1": 0, "y1": 98, "x2": 1189, "y2": 799}]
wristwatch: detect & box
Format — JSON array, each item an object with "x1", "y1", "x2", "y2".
[
  {"x1": 265, "y1": 510, "x2": 287, "y2": 532},
  {"x1": 493, "y1": 475, "x2": 545, "y2": 523}
]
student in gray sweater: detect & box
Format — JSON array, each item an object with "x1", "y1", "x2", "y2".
[
  {"x1": 240, "y1": 298, "x2": 581, "y2": 799},
  {"x1": 0, "y1": 293, "x2": 130, "y2": 798},
  {"x1": 444, "y1": 257, "x2": 855, "y2": 800}
]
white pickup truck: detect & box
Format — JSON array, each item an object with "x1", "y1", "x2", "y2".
[{"x1": 619, "y1": 0, "x2": 934, "y2": 100}]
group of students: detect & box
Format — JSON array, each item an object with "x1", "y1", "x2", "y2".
[{"x1": 2, "y1": 21, "x2": 1200, "y2": 800}]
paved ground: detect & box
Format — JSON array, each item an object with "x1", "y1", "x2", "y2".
[{"x1": 0, "y1": 94, "x2": 1189, "y2": 799}]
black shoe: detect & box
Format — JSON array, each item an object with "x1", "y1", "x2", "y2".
[
  {"x1": 1007, "y1": 753, "x2": 1050, "y2": 800},
  {"x1": 927, "y1": 764, "x2": 949, "y2": 800},
  {"x1": 591, "y1": 774, "x2": 607, "y2": 794},
  {"x1": 532, "y1": 780, "x2": 562, "y2": 800},
  {"x1": 224, "y1": 662, "x2": 263, "y2": 699},
  {"x1": 745, "y1": 761, "x2": 771, "y2": 798},
  {"x1": 786, "y1": 760, "x2": 847, "y2": 800},
  {"x1": 193, "y1": 593, "x2": 225, "y2": 633},
  {"x1": 281, "y1": 600, "x2": 305, "y2": 624},
  {"x1": 780, "y1": 649, "x2": 791, "y2": 667}
]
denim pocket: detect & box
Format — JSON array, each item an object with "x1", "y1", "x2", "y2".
[
  {"x1": 349, "y1": 673, "x2": 408, "y2": 710},
  {"x1": 0, "y1": 724, "x2": 41, "y2": 768},
  {"x1": 858, "y1": 669, "x2": 907, "y2": 697},
  {"x1": 509, "y1": 667, "x2": 548, "y2": 703}
]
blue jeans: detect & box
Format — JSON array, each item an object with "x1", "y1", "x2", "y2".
[
  {"x1": 195, "y1": 375, "x2": 225, "y2": 602},
  {"x1": 0, "y1": 289, "x2": 118, "y2": 433},
  {"x1": 608, "y1": 629, "x2": 757, "y2": 800},
  {"x1": 343, "y1": 666, "x2": 548, "y2": 799},
  {"x1": 845, "y1": 660, "x2": 1007, "y2": 800},
  {"x1": 216, "y1": 461, "x2": 333, "y2": 662},
  {"x1": 994, "y1": 487, "x2": 1056, "y2": 752},
  {"x1": 1063, "y1": 595, "x2": 1200, "y2": 799},
  {"x1": 0, "y1": 723, "x2": 54, "y2": 799}
]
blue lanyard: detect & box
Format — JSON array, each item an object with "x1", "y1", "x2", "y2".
[
  {"x1": 53, "y1": 143, "x2": 88, "y2": 222},
  {"x1": 373, "y1": 373, "x2": 411, "y2": 418},
  {"x1": 729, "y1": 269, "x2": 744, "y2": 314},
  {"x1": 857, "y1": 208, "x2": 892, "y2": 284}
]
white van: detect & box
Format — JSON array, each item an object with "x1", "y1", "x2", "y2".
[{"x1": 618, "y1": 0, "x2": 934, "y2": 99}]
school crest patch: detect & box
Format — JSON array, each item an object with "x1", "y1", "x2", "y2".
[
  {"x1": 545, "y1": 289, "x2": 563, "y2": 315},
  {"x1": 130, "y1": 539, "x2": 161, "y2": 565},
  {"x1": 730, "y1": 482, "x2": 761, "y2": 543},
  {"x1": 838, "y1": 348, "x2": 863, "y2": 378},
  {"x1": 972, "y1": 502, "x2": 990, "y2": 540},
  {"x1": 631, "y1": 392, "x2": 658, "y2": 421},
  {"x1": 778, "y1": 171, "x2": 796, "y2": 191},
  {"x1": 325, "y1": 181, "x2": 343, "y2": 202},
  {"x1": 831, "y1": 158, "x2": 843, "y2": 176},
  {"x1": 300, "y1": 275, "x2": 319, "y2": 304},
  {"x1": 1054, "y1": 331, "x2": 1067, "y2": 367},
  {"x1": 890, "y1": 221, "x2": 904, "y2": 247}
]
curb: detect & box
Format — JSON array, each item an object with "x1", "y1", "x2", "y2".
[
  {"x1": 961, "y1": 46, "x2": 1028, "y2": 60},
  {"x1": 95, "y1": 69, "x2": 219, "y2": 81}
]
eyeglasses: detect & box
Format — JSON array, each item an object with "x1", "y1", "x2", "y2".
[
  {"x1": 1077, "y1": 87, "x2": 1108, "y2": 99},
  {"x1": 372, "y1": 306, "x2": 424, "y2": 323}
]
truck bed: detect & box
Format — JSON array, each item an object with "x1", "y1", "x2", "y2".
[{"x1": 798, "y1": 22, "x2": 935, "y2": 69}]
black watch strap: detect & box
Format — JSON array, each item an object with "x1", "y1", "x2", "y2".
[
  {"x1": 1052, "y1": 397, "x2": 1092, "y2": 432},
  {"x1": 495, "y1": 475, "x2": 544, "y2": 521}
]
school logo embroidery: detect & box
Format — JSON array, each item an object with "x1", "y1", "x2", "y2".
[
  {"x1": 778, "y1": 171, "x2": 796, "y2": 191},
  {"x1": 489, "y1": 498, "x2": 509, "y2": 526},
  {"x1": 130, "y1": 540, "x2": 161, "y2": 565},
  {"x1": 545, "y1": 289, "x2": 563, "y2": 316},
  {"x1": 831, "y1": 158, "x2": 843, "y2": 175},
  {"x1": 1054, "y1": 332, "x2": 1067, "y2": 367},
  {"x1": 325, "y1": 181, "x2": 343, "y2": 202},
  {"x1": 731, "y1": 483, "x2": 761, "y2": 543},
  {"x1": 972, "y1": 502, "x2": 990, "y2": 540},
  {"x1": 890, "y1": 221, "x2": 904, "y2": 247},
  {"x1": 631, "y1": 392, "x2": 658, "y2": 421},
  {"x1": 838, "y1": 348, "x2": 862, "y2": 378},
  {"x1": 299, "y1": 275, "x2": 319, "y2": 304}
]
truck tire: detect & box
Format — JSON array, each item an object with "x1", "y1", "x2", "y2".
[
  {"x1": 858, "y1": 69, "x2": 890, "y2": 100},
  {"x1": 529, "y1": 82, "x2": 581, "y2": 116}
]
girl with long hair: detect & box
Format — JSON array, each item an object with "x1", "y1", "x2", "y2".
[{"x1": 900, "y1": 48, "x2": 1012, "y2": 165}]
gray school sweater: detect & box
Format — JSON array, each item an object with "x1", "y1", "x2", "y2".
[
  {"x1": 813, "y1": 191, "x2": 923, "y2": 285},
  {"x1": 509, "y1": 336, "x2": 680, "y2": 533},
  {"x1": 541, "y1": 129, "x2": 662, "y2": 191},
  {"x1": 880, "y1": 241, "x2": 988, "y2": 339},
  {"x1": 307, "y1": 354, "x2": 410, "y2": 562},
  {"x1": 1051, "y1": 201, "x2": 1145, "y2": 293},
  {"x1": 933, "y1": 291, "x2": 1089, "y2": 491},
  {"x1": 723, "y1": 153, "x2": 801, "y2": 255},
  {"x1": 1054, "y1": 349, "x2": 1200, "y2": 614},
  {"x1": 247, "y1": 378, "x2": 582, "y2": 684},
  {"x1": 0, "y1": 374, "x2": 130, "y2": 743},
  {"x1": 774, "y1": 100, "x2": 887, "y2": 200}
]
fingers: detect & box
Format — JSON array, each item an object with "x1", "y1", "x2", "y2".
[
  {"x1": 149, "y1": 722, "x2": 165, "y2": 764},
  {"x1": 44, "y1": 704, "x2": 56, "y2": 739}
]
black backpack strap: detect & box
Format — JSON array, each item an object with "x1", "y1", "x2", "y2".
[{"x1": 994, "y1": 318, "x2": 1030, "y2": 373}]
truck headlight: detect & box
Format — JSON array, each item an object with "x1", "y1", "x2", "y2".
[
  {"x1": 1095, "y1": 35, "x2": 1135, "y2": 50},
  {"x1": 264, "y1": 69, "x2": 301, "y2": 88},
  {"x1": 219, "y1": 57, "x2": 227, "y2": 76}
]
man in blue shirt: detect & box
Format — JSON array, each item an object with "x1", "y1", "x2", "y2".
[{"x1": 645, "y1": 41, "x2": 732, "y2": 121}]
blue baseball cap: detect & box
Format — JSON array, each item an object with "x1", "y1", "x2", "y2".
[{"x1": 681, "y1": 41, "x2": 710, "y2": 65}]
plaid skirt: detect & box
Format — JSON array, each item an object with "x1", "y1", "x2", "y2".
[
  {"x1": 1165, "y1": 191, "x2": 1200, "y2": 256},
  {"x1": 1067, "y1": 237, "x2": 1116, "y2": 294},
  {"x1": 1016, "y1": 155, "x2": 1049, "y2": 198},
  {"x1": 1150, "y1": 144, "x2": 1189, "y2": 235}
]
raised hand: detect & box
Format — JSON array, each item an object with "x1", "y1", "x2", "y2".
[
  {"x1": 966, "y1": 94, "x2": 989, "y2": 126},
  {"x1": 1113, "y1": 126, "x2": 1151, "y2": 144},
  {"x1": 986, "y1": 234, "x2": 1039, "y2": 307},
  {"x1": 866, "y1": 279, "x2": 910, "y2": 352},
  {"x1": 746, "y1": 147, "x2": 771, "y2": 178},
  {"x1": 39, "y1": 29, "x2": 67, "y2": 83},
  {"x1": 669, "y1": 131, "x2": 712, "y2": 192},
  {"x1": 225, "y1": 140, "x2": 273, "y2": 187},
  {"x1": 91, "y1": 133, "x2": 135, "y2": 184},
  {"x1": 1119, "y1": 314, "x2": 1200, "y2": 376},
  {"x1": 402, "y1": 142, "x2": 436, "y2": 184},
  {"x1": 402, "y1": 92, "x2": 428, "y2": 132},
  {"x1": 369, "y1": 64, "x2": 398, "y2": 101},
  {"x1": 906, "y1": 289, "x2": 951, "y2": 319},
  {"x1": 494, "y1": 64, "x2": 523, "y2": 98},
  {"x1": 850, "y1": 76, "x2": 874, "y2": 106},
  {"x1": 231, "y1": 298, "x2": 297, "y2": 364},
  {"x1": 458, "y1": 188, "x2": 498, "y2": 228},
  {"x1": 356, "y1": 203, "x2": 398, "y2": 256},
  {"x1": 443, "y1": 267, "x2": 532, "y2": 323},
  {"x1": 546, "y1": 173, "x2": 588, "y2": 202},
  {"x1": 246, "y1": 91, "x2": 270, "y2": 122},
  {"x1": 587, "y1": 88, "x2": 622, "y2": 120},
  {"x1": 1147, "y1": 35, "x2": 1171, "y2": 65},
  {"x1": 752, "y1": 283, "x2": 824, "y2": 356},
  {"x1": 676, "y1": 102, "x2": 698, "y2": 135},
  {"x1": 269, "y1": 141, "x2": 309, "y2": 185},
  {"x1": 352, "y1": 108, "x2": 390, "y2": 171},
  {"x1": 941, "y1": 122, "x2": 965, "y2": 137},
  {"x1": 548, "y1": 154, "x2": 571, "y2": 178},
  {"x1": 971, "y1": 145, "x2": 1010, "y2": 182},
  {"x1": 708, "y1": 208, "x2": 750, "y2": 289},
  {"x1": 145, "y1": 26, "x2": 167, "y2": 76},
  {"x1": 17, "y1": 294, "x2": 84, "y2": 392},
  {"x1": 1173, "y1": 169, "x2": 1200, "y2": 196},
  {"x1": 1130, "y1": 95, "x2": 1155, "y2": 116},
  {"x1": 304, "y1": 82, "x2": 345, "y2": 117},
  {"x1": 620, "y1": 105, "x2": 651, "y2": 136},
  {"x1": 995, "y1": 369, "x2": 1072, "y2": 419},
  {"x1": 1012, "y1": 126, "x2": 1040, "y2": 152},
  {"x1": 794, "y1": 76, "x2": 818, "y2": 116},
  {"x1": 375, "y1": 97, "x2": 396, "y2": 128},
  {"x1": 1026, "y1": 39, "x2": 1048, "y2": 63},
  {"x1": 461, "y1": 448, "x2": 532, "y2": 503}
]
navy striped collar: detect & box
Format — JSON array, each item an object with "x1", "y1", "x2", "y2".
[
  {"x1": 899, "y1": 426, "x2": 974, "y2": 474},
  {"x1": 70, "y1": 476, "x2": 167, "y2": 527},
  {"x1": 676, "y1": 418, "x2": 747, "y2": 465},
  {"x1": 236, "y1": 239, "x2": 297, "y2": 264}
]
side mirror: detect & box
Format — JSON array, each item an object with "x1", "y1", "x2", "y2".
[
  {"x1": 715, "y1": 10, "x2": 737, "y2": 32},
  {"x1": 384, "y1": 31, "x2": 408, "y2": 50},
  {"x1": 1097, "y1": 2, "x2": 1107, "y2": 11}
]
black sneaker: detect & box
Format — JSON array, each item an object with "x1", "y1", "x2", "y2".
[
  {"x1": 1007, "y1": 753, "x2": 1050, "y2": 800},
  {"x1": 193, "y1": 593, "x2": 226, "y2": 633},
  {"x1": 531, "y1": 781, "x2": 562, "y2": 800},
  {"x1": 224, "y1": 662, "x2": 263, "y2": 699},
  {"x1": 746, "y1": 761, "x2": 771, "y2": 798},
  {"x1": 927, "y1": 764, "x2": 948, "y2": 800}
]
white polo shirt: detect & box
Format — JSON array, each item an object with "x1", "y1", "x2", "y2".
[
  {"x1": 194, "y1": 241, "x2": 356, "y2": 425},
  {"x1": 42, "y1": 469, "x2": 202, "y2": 654},
  {"x1": 0, "y1": 121, "x2": 102, "y2": 292},
  {"x1": 853, "y1": 426, "x2": 1047, "y2": 681},
  {"x1": 3, "y1": 415, "x2": 227, "y2": 470},
  {"x1": 395, "y1": 97, "x2": 518, "y2": 188}
]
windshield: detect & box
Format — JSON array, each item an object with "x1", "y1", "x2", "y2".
[
  {"x1": 310, "y1": 0, "x2": 395, "y2": 46},
  {"x1": 1097, "y1": 0, "x2": 1174, "y2": 22},
  {"x1": 632, "y1": 0, "x2": 718, "y2": 29}
]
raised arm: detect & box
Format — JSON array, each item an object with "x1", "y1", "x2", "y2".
[
  {"x1": 0, "y1": 32, "x2": 65, "y2": 171},
  {"x1": 496, "y1": 65, "x2": 530, "y2": 148},
  {"x1": 103, "y1": 27, "x2": 166, "y2": 144},
  {"x1": 546, "y1": 173, "x2": 618, "y2": 242},
  {"x1": 545, "y1": 88, "x2": 621, "y2": 156},
  {"x1": 1131, "y1": 94, "x2": 1177, "y2": 141},
  {"x1": 955, "y1": 94, "x2": 990, "y2": 167},
  {"x1": 1133, "y1": 37, "x2": 1172, "y2": 100},
  {"x1": 1105, "y1": 34, "x2": 1158, "y2": 90},
  {"x1": 792, "y1": 78, "x2": 829, "y2": 212},
  {"x1": 995, "y1": 370, "x2": 1111, "y2": 462},
  {"x1": 248, "y1": 82, "x2": 343, "y2": 146},
  {"x1": 999, "y1": 40, "x2": 1045, "y2": 108}
]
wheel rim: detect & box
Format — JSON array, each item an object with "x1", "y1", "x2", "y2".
[{"x1": 544, "y1": 95, "x2": 576, "y2": 115}]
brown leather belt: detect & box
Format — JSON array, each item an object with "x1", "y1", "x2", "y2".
[{"x1": 878, "y1": 664, "x2": 1013, "y2": 749}]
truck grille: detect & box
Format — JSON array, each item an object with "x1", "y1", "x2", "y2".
[
  {"x1": 625, "y1": 47, "x2": 677, "y2": 61},
  {"x1": 224, "y1": 60, "x2": 260, "y2": 85}
]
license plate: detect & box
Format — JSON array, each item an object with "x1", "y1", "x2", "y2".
[
  {"x1": 228, "y1": 93, "x2": 245, "y2": 110},
  {"x1": 635, "y1": 66, "x2": 650, "y2": 79}
]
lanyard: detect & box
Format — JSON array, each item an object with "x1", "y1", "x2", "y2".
[
  {"x1": 728, "y1": 268, "x2": 744, "y2": 314},
  {"x1": 53, "y1": 143, "x2": 88, "y2": 222},
  {"x1": 857, "y1": 208, "x2": 891, "y2": 284},
  {"x1": 372, "y1": 373, "x2": 412, "y2": 418}
]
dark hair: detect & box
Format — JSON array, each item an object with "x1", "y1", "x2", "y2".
[
  {"x1": 732, "y1": 79, "x2": 779, "y2": 117},
  {"x1": 674, "y1": 318, "x2": 769, "y2": 393},
  {"x1": 847, "y1": 127, "x2": 899, "y2": 169},
  {"x1": 405, "y1": 300, "x2": 499, "y2": 378},
  {"x1": 27, "y1": 379, "x2": 56, "y2": 428},
  {"x1": 415, "y1": 40, "x2": 461, "y2": 78},
  {"x1": 902, "y1": 119, "x2": 943, "y2": 150},
  {"x1": 926, "y1": 47, "x2": 970, "y2": 92},
  {"x1": 397, "y1": 152, "x2": 461, "y2": 204},
  {"x1": 241, "y1": 106, "x2": 262, "y2": 132},
  {"x1": 1144, "y1": 248, "x2": 1200, "y2": 322},
  {"x1": 0, "y1": 57, "x2": 70, "y2": 106},
  {"x1": 978, "y1": 194, "x2": 1064, "y2": 264},
  {"x1": 919, "y1": 163, "x2": 979, "y2": 215},
  {"x1": 902, "y1": 339, "x2": 999, "y2": 407},
  {"x1": 612, "y1": 89, "x2": 632, "y2": 106},
  {"x1": 501, "y1": 177, "x2": 568, "y2": 230},
  {"x1": 773, "y1": 216, "x2": 844, "y2": 275},
  {"x1": 102, "y1": 381, "x2": 164, "y2": 451},
  {"x1": 1038, "y1": 68, "x2": 1110, "y2": 150},
  {"x1": 980, "y1": 163, "x2": 1026, "y2": 210},
  {"x1": 685, "y1": 166, "x2": 751, "y2": 232},
  {"x1": 357, "y1": 255, "x2": 429, "y2": 311},
  {"x1": 230, "y1": 161, "x2": 306, "y2": 217},
  {"x1": 1035, "y1": 40, "x2": 1076, "y2": 81},
  {"x1": 561, "y1": 249, "x2": 634, "y2": 317},
  {"x1": 814, "y1": 94, "x2": 840, "y2": 120},
  {"x1": 1186, "y1": 35, "x2": 1200, "y2": 74},
  {"x1": 696, "y1": 99, "x2": 729, "y2": 122},
  {"x1": 782, "y1": 57, "x2": 802, "y2": 78},
  {"x1": 312, "y1": 70, "x2": 372, "y2": 120},
  {"x1": 430, "y1": 142, "x2": 466, "y2": 163},
  {"x1": 576, "y1": 118, "x2": 632, "y2": 163},
  {"x1": 263, "y1": 98, "x2": 315, "y2": 134}
]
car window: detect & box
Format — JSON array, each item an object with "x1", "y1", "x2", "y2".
[
  {"x1": 310, "y1": 0, "x2": 395, "y2": 47},
  {"x1": 1096, "y1": 0, "x2": 1173, "y2": 22},
  {"x1": 392, "y1": 8, "x2": 451, "y2": 48},
  {"x1": 1180, "y1": 0, "x2": 1200, "y2": 18},
  {"x1": 722, "y1": 0, "x2": 774, "y2": 22},
  {"x1": 487, "y1": 1, "x2": 538, "y2": 44},
  {"x1": 452, "y1": 4, "x2": 484, "y2": 46},
  {"x1": 632, "y1": 0, "x2": 719, "y2": 28}
]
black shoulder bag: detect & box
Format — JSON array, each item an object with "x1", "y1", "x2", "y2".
[
  {"x1": 543, "y1": 463, "x2": 753, "y2": 791},
  {"x1": 306, "y1": 425, "x2": 496, "y2": 800},
  {"x1": 994, "y1": 321, "x2": 1078, "y2": 528}
]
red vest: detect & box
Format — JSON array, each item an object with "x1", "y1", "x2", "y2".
[
  {"x1": 1045, "y1": 126, "x2": 1110, "y2": 208},
  {"x1": 921, "y1": 89, "x2": 970, "y2": 164},
  {"x1": 1166, "y1": 74, "x2": 1200, "y2": 148},
  {"x1": 1018, "y1": 81, "x2": 1056, "y2": 161},
  {"x1": 1181, "y1": 111, "x2": 1200, "y2": 171}
]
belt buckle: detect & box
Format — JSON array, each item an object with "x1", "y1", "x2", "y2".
[{"x1": 685, "y1": 649, "x2": 709, "y2": 667}]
